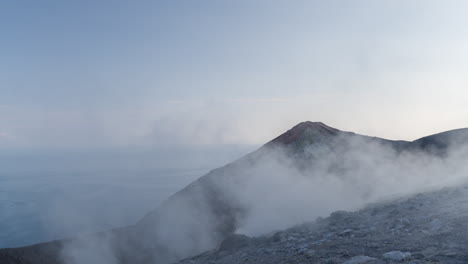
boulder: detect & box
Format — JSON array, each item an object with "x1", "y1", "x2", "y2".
[
  {"x1": 382, "y1": 251, "x2": 411, "y2": 261},
  {"x1": 343, "y1": 255, "x2": 378, "y2": 264},
  {"x1": 218, "y1": 234, "x2": 251, "y2": 251}
]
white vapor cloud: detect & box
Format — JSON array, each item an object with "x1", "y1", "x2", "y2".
[{"x1": 57, "y1": 128, "x2": 468, "y2": 264}]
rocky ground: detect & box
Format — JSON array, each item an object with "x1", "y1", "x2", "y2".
[{"x1": 178, "y1": 185, "x2": 468, "y2": 264}]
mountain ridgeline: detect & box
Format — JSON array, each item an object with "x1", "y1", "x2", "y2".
[{"x1": 1, "y1": 121, "x2": 468, "y2": 264}]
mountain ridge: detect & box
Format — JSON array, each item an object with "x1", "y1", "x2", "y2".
[{"x1": 1, "y1": 121, "x2": 468, "y2": 264}]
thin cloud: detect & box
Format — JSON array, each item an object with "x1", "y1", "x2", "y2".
[{"x1": 225, "y1": 97, "x2": 290, "y2": 103}]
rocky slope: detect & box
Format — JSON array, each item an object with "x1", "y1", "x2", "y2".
[
  {"x1": 1, "y1": 121, "x2": 468, "y2": 264},
  {"x1": 178, "y1": 185, "x2": 468, "y2": 264}
]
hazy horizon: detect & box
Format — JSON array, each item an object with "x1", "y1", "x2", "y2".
[
  {"x1": 2, "y1": 1, "x2": 468, "y2": 153},
  {"x1": 0, "y1": 143, "x2": 256, "y2": 248}
]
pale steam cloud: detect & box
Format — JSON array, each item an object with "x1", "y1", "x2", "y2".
[{"x1": 56, "y1": 129, "x2": 468, "y2": 263}]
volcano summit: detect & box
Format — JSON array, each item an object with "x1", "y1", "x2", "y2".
[{"x1": 1, "y1": 122, "x2": 468, "y2": 264}]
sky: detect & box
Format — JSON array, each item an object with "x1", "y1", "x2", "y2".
[{"x1": 1, "y1": 0, "x2": 468, "y2": 150}]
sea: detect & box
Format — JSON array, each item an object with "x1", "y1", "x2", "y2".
[{"x1": 0, "y1": 145, "x2": 254, "y2": 248}]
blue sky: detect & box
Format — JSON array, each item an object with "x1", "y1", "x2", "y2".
[{"x1": 1, "y1": 1, "x2": 468, "y2": 149}]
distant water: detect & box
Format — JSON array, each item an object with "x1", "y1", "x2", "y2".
[
  {"x1": 0, "y1": 168, "x2": 205, "y2": 248},
  {"x1": 0, "y1": 145, "x2": 256, "y2": 248}
]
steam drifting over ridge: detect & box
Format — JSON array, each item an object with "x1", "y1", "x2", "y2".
[{"x1": 1, "y1": 121, "x2": 468, "y2": 264}]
